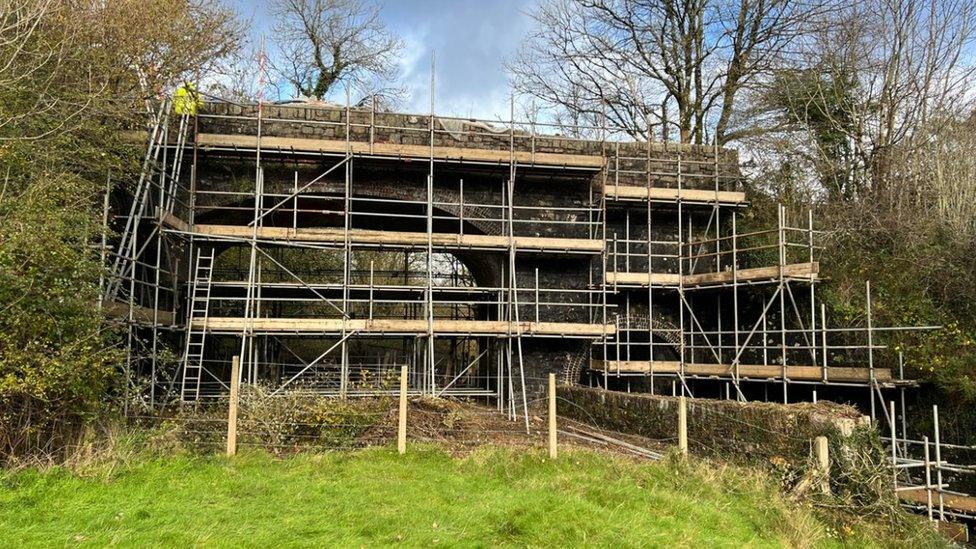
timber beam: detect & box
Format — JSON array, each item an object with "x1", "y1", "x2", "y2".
[
  {"x1": 604, "y1": 262, "x2": 819, "y2": 289},
  {"x1": 193, "y1": 317, "x2": 615, "y2": 338},
  {"x1": 592, "y1": 360, "x2": 894, "y2": 383},
  {"x1": 605, "y1": 184, "x2": 746, "y2": 205},
  {"x1": 186, "y1": 223, "x2": 604, "y2": 254},
  {"x1": 194, "y1": 133, "x2": 607, "y2": 169}
]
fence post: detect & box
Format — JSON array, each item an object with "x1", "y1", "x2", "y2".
[
  {"x1": 398, "y1": 364, "x2": 408, "y2": 455},
  {"x1": 226, "y1": 355, "x2": 240, "y2": 457},
  {"x1": 548, "y1": 373, "x2": 557, "y2": 459},
  {"x1": 814, "y1": 436, "x2": 829, "y2": 494},
  {"x1": 678, "y1": 395, "x2": 688, "y2": 456}
]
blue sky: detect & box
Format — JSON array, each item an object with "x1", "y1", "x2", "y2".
[{"x1": 235, "y1": 0, "x2": 538, "y2": 119}]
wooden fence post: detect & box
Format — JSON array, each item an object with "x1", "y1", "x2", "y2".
[
  {"x1": 678, "y1": 395, "x2": 688, "y2": 456},
  {"x1": 398, "y1": 364, "x2": 408, "y2": 455},
  {"x1": 814, "y1": 435, "x2": 829, "y2": 494},
  {"x1": 548, "y1": 373, "x2": 557, "y2": 459},
  {"x1": 226, "y1": 355, "x2": 240, "y2": 457}
]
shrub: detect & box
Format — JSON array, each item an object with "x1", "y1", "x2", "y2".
[
  {"x1": 163, "y1": 387, "x2": 394, "y2": 454},
  {"x1": 0, "y1": 172, "x2": 122, "y2": 464}
]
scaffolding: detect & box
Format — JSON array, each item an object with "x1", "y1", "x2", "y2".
[
  {"x1": 96, "y1": 71, "x2": 976, "y2": 531},
  {"x1": 104, "y1": 89, "x2": 926, "y2": 426}
]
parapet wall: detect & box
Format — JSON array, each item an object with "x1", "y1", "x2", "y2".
[{"x1": 197, "y1": 102, "x2": 740, "y2": 191}]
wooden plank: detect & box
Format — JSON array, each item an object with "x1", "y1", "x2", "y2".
[
  {"x1": 196, "y1": 133, "x2": 607, "y2": 168},
  {"x1": 159, "y1": 210, "x2": 189, "y2": 232},
  {"x1": 682, "y1": 262, "x2": 819, "y2": 286},
  {"x1": 604, "y1": 262, "x2": 819, "y2": 288},
  {"x1": 901, "y1": 488, "x2": 976, "y2": 514},
  {"x1": 605, "y1": 184, "x2": 747, "y2": 204},
  {"x1": 194, "y1": 317, "x2": 615, "y2": 337},
  {"x1": 102, "y1": 301, "x2": 175, "y2": 325},
  {"x1": 605, "y1": 271, "x2": 681, "y2": 286},
  {"x1": 193, "y1": 223, "x2": 604, "y2": 252},
  {"x1": 591, "y1": 360, "x2": 892, "y2": 382}
]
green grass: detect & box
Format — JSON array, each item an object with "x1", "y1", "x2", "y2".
[{"x1": 0, "y1": 446, "x2": 936, "y2": 547}]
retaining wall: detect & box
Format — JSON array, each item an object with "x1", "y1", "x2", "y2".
[{"x1": 558, "y1": 385, "x2": 872, "y2": 469}]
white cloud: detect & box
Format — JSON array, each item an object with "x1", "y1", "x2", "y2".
[{"x1": 234, "y1": 0, "x2": 537, "y2": 119}]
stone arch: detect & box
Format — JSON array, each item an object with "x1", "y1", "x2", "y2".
[
  {"x1": 561, "y1": 312, "x2": 682, "y2": 385},
  {"x1": 194, "y1": 184, "x2": 503, "y2": 287}
]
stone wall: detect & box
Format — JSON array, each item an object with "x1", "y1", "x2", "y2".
[
  {"x1": 192, "y1": 158, "x2": 593, "y2": 240},
  {"x1": 558, "y1": 385, "x2": 870, "y2": 468},
  {"x1": 182, "y1": 101, "x2": 748, "y2": 405},
  {"x1": 197, "y1": 102, "x2": 740, "y2": 192},
  {"x1": 557, "y1": 387, "x2": 893, "y2": 505}
]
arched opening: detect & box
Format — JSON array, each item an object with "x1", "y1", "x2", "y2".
[{"x1": 195, "y1": 205, "x2": 500, "y2": 396}]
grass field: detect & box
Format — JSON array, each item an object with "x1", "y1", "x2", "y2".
[{"x1": 0, "y1": 445, "x2": 940, "y2": 547}]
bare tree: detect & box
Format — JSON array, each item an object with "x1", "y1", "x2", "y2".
[
  {"x1": 0, "y1": 0, "x2": 244, "y2": 141},
  {"x1": 509, "y1": 0, "x2": 830, "y2": 144},
  {"x1": 269, "y1": 0, "x2": 403, "y2": 102},
  {"x1": 509, "y1": 0, "x2": 820, "y2": 144},
  {"x1": 893, "y1": 113, "x2": 976, "y2": 240},
  {"x1": 758, "y1": 0, "x2": 976, "y2": 198}
]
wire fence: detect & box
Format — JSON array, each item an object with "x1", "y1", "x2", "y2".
[{"x1": 117, "y1": 364, "x2": 976, "y2": 541}]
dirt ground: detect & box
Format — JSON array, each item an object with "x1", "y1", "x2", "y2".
[{"x1": 359, "y1": 397, "x2": 669, "y2": 458}]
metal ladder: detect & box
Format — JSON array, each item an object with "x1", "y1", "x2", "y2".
[
  {"x1": 180, "y1": 248, "x2": 215, "y2": 401},
  {"x1": 106, "y1": 103, "x2": 191, "y2": 301},
  {"x1": 106, "y1": 102, "x2": 170, "y2": 300},
  {"x1": 162, "y1": 110, "x2": 191, "y2": 214}
]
